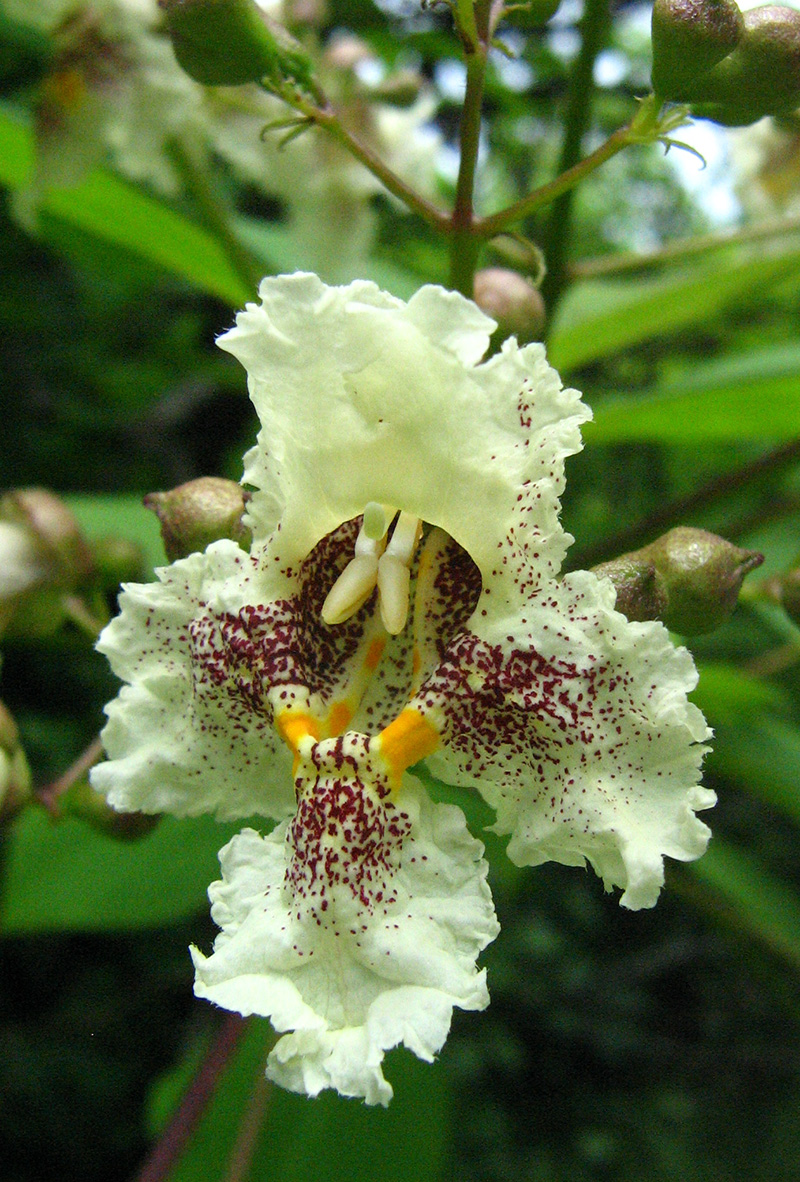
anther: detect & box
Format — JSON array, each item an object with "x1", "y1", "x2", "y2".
[
  {"x1": 321, "y1": 519, "x2": 386, "y2": 625},
  {"x1": 378, "y1": 512, "x2": 422, "y2": 635}
]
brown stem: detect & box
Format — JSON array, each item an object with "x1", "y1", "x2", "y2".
[
  {"x1": 134, "y1": 1014, "x2": 247, "y2": 1182},
  {"x1": 568, "y1": 437, "x2": 800, "y2": 569},
  {"x1": 37, "y1": 735, "x2": 104, "y2": 816},
  {"x1": 222, "y1": 1067, "x2": 272, "y2": 1182}
]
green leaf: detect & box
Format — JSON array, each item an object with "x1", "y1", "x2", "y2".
[
  {"x1": 585, "y1": 342, "x2": 800, "y2": 443},
  {"x1": 66, "y1": 492, "x2": 166, "y2": 575},
  {"x1": 0, "y1": 104, "x2": 250, "y2": 305},
  {"x1": 0, "y1": 808, "x2": 245, "y2": 933},
  {"x1": 548, "y1": 245, "x2": 800, "y2": 372},
  {"x1": 159, "y1": 1018, "x2": 451, "y2": 1182},
  {"x1": 706, "y1": 716, "x2": 800, "y2": 829},
  {"x1": 690, "y1": 838, "x2": 800, "y2": 973}
]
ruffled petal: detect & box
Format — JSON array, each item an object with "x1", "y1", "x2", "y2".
[
  {"x1": 91, "y1": 541, "x2": 295, "y2": 821},
  {"x1": 416, "y1": 570, "x2": 714, "y2": 909},
  {"x1": 192, "y1": 738, "x2": 498, "y2": 1104},
  {"x1": 218, "y1": 274, "x2": 589, "y2": 605}
]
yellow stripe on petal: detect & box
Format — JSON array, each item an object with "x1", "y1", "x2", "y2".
[
  {"x1": 378, "y1": 709, "x2": 440, "y2": 783},
  {"x1": 276, "y1": 711, "x2": 319, "y2": 755}
]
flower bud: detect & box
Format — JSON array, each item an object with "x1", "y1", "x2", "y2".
[
  {"x1": 763, "y1": 567, "x2": 800, "y2": 629},
  {"x1": 0, "y1": 700, "x2": 32, "y2": 824},
  {"x1": 591, "y1": 556, "x2": 669, "y2": 623},
  {"x1": 0, "y1": 489, "x2": 94, "y2": 639},
  {"x1": 688, "y1": 5, "x2": 800, "y2": 125},
  {"x1": 472, "y1": 269, "x2": 546, "y2": 345},
  {"x1": 595, "y1": 527, "x2": 763, "y2": 634},
  {"x1": 158, "y1": 0, "x2": 313, "y2": 88},
  {"x1": 62, "y1": 778, "x2": 159, "y2": 840},
  {"x1": 144, "y1": 476, "x2": 251, "y2": 561},
  {"x1": 91, "y1": 536, "x2": 149, "y2": 591},
  {"x1": 651, "y1": 0, "x2": 744, "y2": 100}
]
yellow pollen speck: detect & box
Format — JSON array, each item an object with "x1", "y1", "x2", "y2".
[{"x1": 378, "y1": 709, "x2": 440, "y2": 783}]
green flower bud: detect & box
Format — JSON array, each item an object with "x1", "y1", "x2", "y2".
[
  {"x1": 0, "y1": 489, "x2": 94, "y2": 640},
  {"x1": 651, "y1": 0, "x2": 744, "y2": 101},
  {"x1": 91, "y1": 536, "x2": 149, "y2": 591},
  {"x1": 595, "y1": 527, "x2": 763, "y2": 634},
  {"x1": 472, "y1": 269, "x2": 546, "y2": 345},
  {"x1": 688, "y1": 5, "x2": 800, "y2": 125},
  {"x1": 591, "y1": 555, "x2": 669, "y2": 624},
  {"x1": 763, "y1": 567, "x2": 800, "y2": 629},
  {"x1": 144, "y1": 476, "x2": 251, "y2": 561},
  {"x1": 158, "y1": 0, "x2": 313, "y2": 88},
  {"x1": 0, "y1": 700, "x2": 32, "y2": 825},
  {"x1": 62, "y1": 778, "x2": 159, "y2": 840}
]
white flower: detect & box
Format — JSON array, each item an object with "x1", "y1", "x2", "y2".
[
  {"x1": 192, "y1": 751, "x2": 497, "y2": 1105},
  {"x1": 93, "y1": 273, "x2": 713, "y2": 1101}
]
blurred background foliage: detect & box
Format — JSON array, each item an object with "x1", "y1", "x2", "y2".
[{"x1": 3, "y1": 0, "x2": 800, "y2": 1178}]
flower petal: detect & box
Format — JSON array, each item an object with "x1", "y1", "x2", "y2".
[
  {"x1": 219, "y1": 275, "x2": 589, "y2": 605},
  {"x1": 416, "y1": 570, "x2": 714, "y2": 909},
  {"x1": 91, "y1": 541, "x2": 295, "y2": 821},
  {"x1": 192, "y1": 743, "x2": 498, "y2": 1104}
]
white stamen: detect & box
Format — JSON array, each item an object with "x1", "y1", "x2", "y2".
[
  {"x1": 378, "y1": 554, "x2": 411, "y2": 634},
  {"x1": 363, "y1": 502, "x2": 392, "y2": 541},
  {"x1": 321, "y1": 518, "x2": 387, "y2": 626},
  {"x1": 377, "y1": 512, "x2": 422, "y2": 635},
  {"x1": 384, "y1": 511, "x2": 421, "y2": 564},
  {"x1": 322, "y1": 553, "x2": 379, "y2": 625}
]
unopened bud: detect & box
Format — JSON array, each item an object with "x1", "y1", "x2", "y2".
[
  {"x1": 1, "y1": 488, "x2": 94, "y2": 585},
  {"x1": 0, "y1": 489, "x2": 94, "y2": 639},
  {"x1": 91, "y1": 536, "x2": 149, "y2": 591},
  {"x1": 688, "y1": 5, "x2": 800, "y2": 125},
  {"x1": 158, "y1": 0, "x2": 313, "y2": 88},
  {"x1": 62, "y1": 778, "x2": 159, "y2": 840},
  {"x1": 591, "y1": 555, "x2": 669, "y2": 623},
  {"x1": 472, "y1": 269, "x2": 546, "y2": 344},
  {"x1": 595, "y1": 527, "x2": 763, "y2": 634},
  {"x1": 651, "y1": 0, "x2": 744, "y2": 100},
  {"x1": 763, "y1": 567, "x2": 800, "y2": 629},
  {"x1": 0, "y1": 700, "x2": 32, "y2": 824},
  {"x1": 144, "y1": 476, "x2": 251, "y2": 561},
  {"x1": 373, "y1": 69, "x2": 424, "y2": 107}
]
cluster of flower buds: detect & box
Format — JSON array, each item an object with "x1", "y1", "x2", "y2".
[
  {"x1": 652, "y1": 0, "x2": 800, "y2": 125},
  {"x1": 144, "y1": 476, "x2": 251, "y2": 561},
  {"x1": 0, "y1": 488, "x2": 95, "y2": 640},
  {"x1": 593, "y1": 526, "x2": 763, "y2": 634},
  {"x1": 158, "y1": 0, "x2": 314, "y2": 89}
]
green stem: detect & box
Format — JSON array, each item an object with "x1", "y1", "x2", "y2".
[
  {"x1": 569, "y1": 212, "x2": 800, "y2": 280},
  {"x1": 540, "y1": 0, "x2": 612, "y2": 309},
  {"x1": 449, "y1": 0, "x2": 492, "y2": 295},
  {"x1": 168, "y1": 137, "x2": 264, "y2": 297},
  {"x1": 476, "y1": 122, "x2": 631, "y2": 240},
  {"x1": 277, "y1": 90, "x2": 450, "y2": 233}
]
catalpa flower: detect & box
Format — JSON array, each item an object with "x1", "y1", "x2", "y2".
[{"x1": 92, "y1": 273, "x2": 714, "y2": 1104}]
